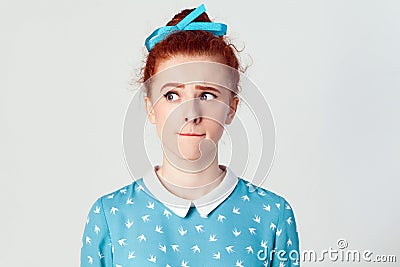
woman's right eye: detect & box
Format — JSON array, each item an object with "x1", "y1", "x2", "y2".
[{"x1": 163, "y1": 92, "x2": 179, "y2": 102}]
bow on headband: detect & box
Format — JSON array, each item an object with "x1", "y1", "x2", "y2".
[{"x1": 144, "y1": 4, "x2": 227, "y2": 52}]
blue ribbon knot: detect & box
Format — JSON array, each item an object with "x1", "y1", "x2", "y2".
[{"x1": 144, "y1": 4, "x2": 227, "y2": 51}]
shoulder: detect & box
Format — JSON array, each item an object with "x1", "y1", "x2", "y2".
[
  {"x1": 232, "y1": 178, "x2": 299, "y2": 231},
  {"x1": 236, "y1": 177, "x2": 295, "y2": 211},
  {"x1": 89, "y1": 179, "x2": 143, "y2": 211}
]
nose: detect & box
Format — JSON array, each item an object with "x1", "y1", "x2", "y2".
[
  {"x1": 185, "y1": 116, "x2": 201, "y2": 124},
  {"x1": 183, "y1": 99, "x2": 202, "y2": 124}
]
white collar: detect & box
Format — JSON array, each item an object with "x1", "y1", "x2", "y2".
[{"x1": 140, "y1": 165, "x2": 238, "y2": 218}]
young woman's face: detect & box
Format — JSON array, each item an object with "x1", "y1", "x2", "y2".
[{"x1": 144, "y1": 55, "x2": 239, "y2": 162}]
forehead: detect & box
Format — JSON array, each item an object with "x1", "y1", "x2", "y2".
[
  {"x1": 150, "y1": 55, "x2": 235, "y2": 94},
  {"x1": 155, "y1": 54, "x2": 224, "y2": 73}
]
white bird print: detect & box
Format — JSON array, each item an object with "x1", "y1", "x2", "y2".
[
  {"x1": 195, "y1": 225, "x2": 204, "y2": 233},
  {"x1": 260, "y1": 240, "x2": 268, "y2": 248},
  {"x1": 120, "y1": 188, "x2": 127, "y2": 194},
  {"x1": 270, "y1": 222, "x2": 277, "y2": 230},
  {"x1": 163, "y1": 209, "x2": 172, "y2": 218},
  {"x1": 171, "y1": 244, "x2": 180, "y2": 252},
  {"x1": 98, "y1": 251, "x2": 104, "y2": 259},
  {"x1": 137, "y1": 234, "x2": 146, "y2": 242},
  {"x1": 93, "y1": 206, "x2": 100, "y2": 214},
  {"x1": 253, "y1": 215, "x2": 261, "y2": 223},
  {"x1": 106, "y1": 194, "x2": 114, "y2": 199},
  {"x1": 287, "y1": 239, "x2": 292, "y2": 246},
  {"x1": 286, "y1": 217, "x2": 292, "y2": 225},
  {"x1": 249, "y1": 227, "x2": 257, "y2": 235},
  {"x1": 110, "y1": 207, "x2": 119, "y2": 215},
  {"x1": 232, "y1": 206, "x2": 240, "y2": 214},
  {"x1": 258, "y1": 189, "x2": 266, "y2": 196},
  {"x1": 217, "y1": 214, "x2": 226, "y2": 222},
  {"x1": 136, "y1": 184, "x2": 144, "y2": 191},
  {"x1": 209, "y1": 234, "x2": 218, "y2": 242},
  {"x1": 285, "y1": 203, "x2": 291, "y2": 209},
  {"x1": 118, "y1": 239, "x2": 127, "y2": 247},
  {"x1": 279, "y1": 261, "x2": 285, "y2": 267},
  {"x1": 249, "y1": 184, "x2": 258, "y2": 192},
  {"x1": 232, "y1": 228, "x2": 241, "y2": 237},
  {"x1": 87, "y1": 256, "x2": 93, "y2": 264},
  {"x1": 148, "y1": 254, "x2": 156, "y2": 263},
  {"x1": 126, "y1": 198, "x2": 134, "y2": 205},
  {"x1": 125, "y1": 219, "x2": 133, "y2": 229},
  {"x1": 246, "y1": 246, "x2": 254, "y2": 253},
  {"x1": 86, "y1": 217, "x2": 90, "y2": 225},
  {"x1": 141, "y1": 214, "x2": 150, "y2": 222},
  {"x1": 94, "y1": 225, "x2": 100, "y2": 235},
  {"x1": 275, "y1": 203, "x2": 281, "y2": 209},
  {"x1": 85, "y1": 236, "x2": 91, "y2": 245},
  {"x1": 155, "y1": 225, "x2": 163, "y2": 233},
  {"x1": 181, "y1": 260, "x2": 189, "y2": 267},
  {"x1": 225, "y1": 246, "x2": 235, "y2": 253},
  {"x1": 128, "y1": 251, "x2": 136, "y2": 259},
  {"x1": 212, "y1": 251, "x2": 221, "y2": 259},
  {"x1": 191, "y1": 244, "x2": 200, "y2": 253},
  {"x1": 159, "y1": 244, "x2": 167, "y2": 253},
  {"x1": 241, "y1": 195, "x2": 250, "y2": 201},
  {"x1": 235, "y1": 260, "x2": 244, "y2": 267},
  {"x1": 263, "y1": 204, "x2": 271, "y2": 212},
  {"x1": 146, "y1": 201, "x2": 155, "y2": 209},
  {"x1": 276, "y1": 228, "x2": 282, "y2": 237},
  {"x1": 178, "y1": 226, "x2": 187, "y2": 236}
]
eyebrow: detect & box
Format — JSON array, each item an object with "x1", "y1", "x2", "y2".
[
  {"x1": 160, "y1": 82, "x2": 221, "y2": 94},
  {"x1": 160, "y1": 82, "x2": 184, "y2": 92}
]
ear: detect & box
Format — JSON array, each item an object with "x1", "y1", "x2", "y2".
[
  {"x1": 225, "y1": 96, "x2": 239, "y2": 125},
  {"x1": 144, "y1": 96, "x2": 156, "y2": 124}
]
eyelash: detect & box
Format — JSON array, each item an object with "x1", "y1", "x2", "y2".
[{"x1": 163, "y1": 91, "x2": 217, "y2": 102}]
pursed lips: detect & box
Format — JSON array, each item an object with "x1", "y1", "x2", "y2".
[{"x1": 178, "y1": 133, "x2": 206, "y2": 137}]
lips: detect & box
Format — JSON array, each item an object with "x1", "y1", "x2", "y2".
[{"x1": 178, "y1": 133, "x2": 206, "y2": 137}]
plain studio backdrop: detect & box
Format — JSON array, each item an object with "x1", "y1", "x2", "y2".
[{"x1": 1, "y1": 0, "x2": 399, "y2": 266}]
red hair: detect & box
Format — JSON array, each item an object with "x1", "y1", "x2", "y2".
[{"x1": 139, "y1": 7, "x2": 242, "y2": 98}]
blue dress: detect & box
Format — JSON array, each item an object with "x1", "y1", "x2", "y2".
[{"x1": 80, "y1": 166, "x2": 300, "y2": 266}]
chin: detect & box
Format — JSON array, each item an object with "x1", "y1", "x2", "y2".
[{"x1": 179, "y1": 150, "x2": 201, "y2": 161}]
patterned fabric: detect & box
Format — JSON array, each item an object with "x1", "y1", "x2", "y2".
[{"x1": 80, "y1": 176, "x2": 300, "y2": 267}]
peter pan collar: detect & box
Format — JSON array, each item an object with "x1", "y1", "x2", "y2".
[{"x1": 139, "y1": 165, "x2": 238, "y2": 218}]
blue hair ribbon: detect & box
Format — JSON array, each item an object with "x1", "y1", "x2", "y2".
[{"x1": 144, "y1": 4, "x2": 227, "y2": 52}]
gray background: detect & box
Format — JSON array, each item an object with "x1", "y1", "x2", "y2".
[{"x1": 1, "y1": 0, "x2": 399, "y2": 266}]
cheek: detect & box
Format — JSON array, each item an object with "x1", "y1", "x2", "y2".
[
  {"x1": 202, "y1": 99, "x2": 230, "y2": 121},
  {"x1": 205, "y1": 120, "x2": 225, "y2": 141},
  {"x1": 154, "y1": 102, "x2": 171, "y2": 123},
  {"x1": 153, "y1": 104, "x2": 179, "y2": 136},
  {"x1": 153, "y1": 105, "x2": 168, "y2": 132}
]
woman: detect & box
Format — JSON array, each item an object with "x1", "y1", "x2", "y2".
[{"x1": 80, "y1": 4, "x2": 300, "y2": 266}]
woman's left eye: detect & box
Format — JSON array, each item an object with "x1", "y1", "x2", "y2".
[{"x1": 200, "y1": 92, "x2": 217, "y2": 101}]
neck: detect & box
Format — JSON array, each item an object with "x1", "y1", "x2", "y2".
[{"x1": 155, "y1": 152, "x2": 226, "y2": 199}]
